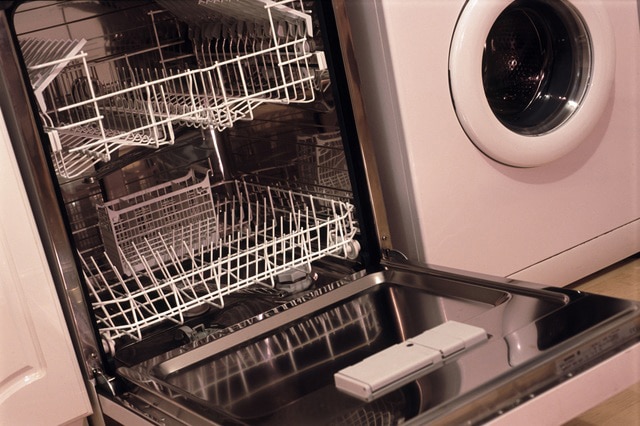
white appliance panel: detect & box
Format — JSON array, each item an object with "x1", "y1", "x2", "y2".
[
  {"x1": 346, "y1": 0, "x2": 640, "y2": 285},
  {"x1": 0, "y1": 110, "x2": 92, "y2": 425}
]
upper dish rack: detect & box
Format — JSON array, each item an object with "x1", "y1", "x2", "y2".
[
  {"x1": 21, "y1": 0, "x2": 323, "y2": 178},
  {"x1": 83, "y1": 171, "x2": 360, "y2": 345}
]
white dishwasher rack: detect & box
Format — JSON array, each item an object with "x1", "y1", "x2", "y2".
[
  {"x1": 24, "y1": 0, "x2": 320, "y2": 178},
  {"x1": 97, "y1": 170, "x2": 219, "y2": 276},
  {"x1": 82, "y1": 176, "x2": 359, "y2": 343},
  {"x1": 298, "y1": 131, "x2": 351, "y2": 191}
]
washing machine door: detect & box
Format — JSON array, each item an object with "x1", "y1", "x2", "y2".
[{"x1": 449, "y1": 0, "x2": 615, "y2": 167}]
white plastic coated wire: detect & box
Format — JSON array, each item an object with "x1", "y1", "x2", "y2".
[
  {"x1": 297, "y1": 131, "x2": 351, "y2": 191},
  {"x1": 83, "y1": 177, "x2": 359, "y2": 343},
  {"x1": 25, "y1": 0, "x2": 319, "y2": 178},
  {"x1": 97, "y1": 170, "x2": 219, "y2": 276}
]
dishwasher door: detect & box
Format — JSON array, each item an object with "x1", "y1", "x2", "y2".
[{"x1": 114, "y1": 265, "x2": 640, "y2": 425}]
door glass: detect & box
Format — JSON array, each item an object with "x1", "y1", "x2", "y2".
[{"x1": 482, "y1": 0, "x2": 592, "y2": 136}]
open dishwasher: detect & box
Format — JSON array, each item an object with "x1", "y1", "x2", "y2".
[{"x1": 0, "y1": 1, "x2": 638, "y2": 425}]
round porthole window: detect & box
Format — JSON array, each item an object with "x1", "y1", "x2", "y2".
[
  {"x1": 449, "y1": 0, "x2": 615, "y2": 167},
  {"x1": 482, "y1": 0, "x2": 591, "y2": 136}
]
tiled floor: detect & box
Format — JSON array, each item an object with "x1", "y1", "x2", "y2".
[{"x1": 562, "y1": 254, "x2": 640, "y2": 426}]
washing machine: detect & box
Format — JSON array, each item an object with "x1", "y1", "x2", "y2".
[{"x1": 345, "y1": 0, "x2": 640, "y2": 285}]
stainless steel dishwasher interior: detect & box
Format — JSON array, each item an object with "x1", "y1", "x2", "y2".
[{"x1": 117, "y1": 269, "x2": 571, "y2": 425}]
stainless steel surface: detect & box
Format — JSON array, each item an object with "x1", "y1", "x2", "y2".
[
  {"x1": 148, "y1": 269, "x2": 510, "y2": 376},
  {"x1": 115, "y1": 266, "x2": 640, "y2": 425},
  {"x1": 331, "y1": 0, "x2": 393, "y2": 255},
  {"x1": 1, "y1": 1, "x2": 639, "y2": 425}
]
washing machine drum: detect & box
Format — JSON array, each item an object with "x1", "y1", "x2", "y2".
[{"x1": 449, "y1": 0, "x2": 615, "y2": 167}]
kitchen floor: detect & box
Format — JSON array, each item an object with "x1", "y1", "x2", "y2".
[{"x1": 563, "y1": 254, "x2": 640, "y2": 426}]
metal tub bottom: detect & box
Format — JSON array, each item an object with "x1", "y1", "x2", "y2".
[{"x1": 116, "y1": 267, "x2": 639, "y2": 425}]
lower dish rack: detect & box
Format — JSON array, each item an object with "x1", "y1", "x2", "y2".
[{"x1": 82, "y1": 171, "x2": 360, "y2": 345}]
